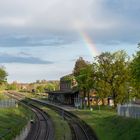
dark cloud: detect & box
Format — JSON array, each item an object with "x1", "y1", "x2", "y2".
[
  {"x1": 0, "y1": 54, "x2": 53, "y2": 64},
  {"x1": 0, "y1": 33, "x2": 77, "y2": 47},
  {"x1": 18, "y1": 51, "x2": 31, "y2": 56}
]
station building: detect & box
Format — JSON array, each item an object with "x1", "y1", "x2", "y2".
[
  {"x1": 47, "y1": 74, "x2": 80, "y2": 106},
  {"x1": 47, "y1": 74, "x2": 114, "y2": 107}
]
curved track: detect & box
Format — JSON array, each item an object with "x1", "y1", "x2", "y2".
[
  {"x1": 6, "y1": 91, "x2": 98, "y2": 140},
  {"x1": 31, "y1": 99, "x2": 98, "y2": 140},
  {"x1": 64, "y1": 112, "x2": 90, "y2": 140},
  {"x1": 25, "y1": 104, "x2": 54, "y2": 140},
  {"x1": 6, "y1": 92, "x2": 54, "y2": 140}
]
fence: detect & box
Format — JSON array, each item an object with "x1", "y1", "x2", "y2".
[
  {"x1": 117, "y1": 103, "x2": 140, "y2": 119},
  {"x1": 0, "y1": 99, "x2": 17, "y2": 108},
  {"x1": 74, "y1": 97, "x2": 83, "y2": 108}
]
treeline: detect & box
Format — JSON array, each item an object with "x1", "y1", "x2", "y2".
[
  {"x1": 0, "y1": 66, "x2": 60, "y2": 93},
  {"x1": 73, "y1": 45, "x2": 140, "y2": 107},
  {"x1": 6, "y1": 80, "x2": 60, "y2": 93}
]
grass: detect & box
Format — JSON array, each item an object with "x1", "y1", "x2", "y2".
[
  {"x1": 0, "y1": 93, "x2": 9, "y2": 100},
  {"x1": 28, "y1": 100, "x2": 72, "y2": 140},
  {"x1": 18, "y1": 91, "x2": 48, "y2": 100},
  {"x1": 72, "y1": 106, "x2": 140, "y2": 140},
  {"x1": 0, "y1": 105, "x2": 34, "y2": 140},
  {"x1": 42, "y1": 107, "x2": 71, "y2": 140}
]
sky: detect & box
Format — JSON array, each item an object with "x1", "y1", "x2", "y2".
[{"x1": 0, "y1": 0, "x2": 139, "y2": 83}]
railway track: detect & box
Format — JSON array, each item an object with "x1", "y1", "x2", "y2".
[
  {"x1": 25, "y1": 104, "x2": 54, "y2": 140},
  {"x1": 7, "y1": 91, "x2": 98, "y2": 140},
  {"x1": 30, "y1": 99, "x2": 98, "y2": 140},
  {"x1": 64, "y1": 111, "x2": 90, "y2": 140},
  {"x1": 6, "y1": 92, "x2": 54, "y2": 140}
]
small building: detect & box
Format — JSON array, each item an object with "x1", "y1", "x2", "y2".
[
  {"x1": 48, "y1": 90, "x2": 79, "y2": 105},
  {"x1": 47, "y1": 74, "x2": 79, "y2": 106}
]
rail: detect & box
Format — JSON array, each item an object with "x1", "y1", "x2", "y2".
[
  {"x1": 31, "y1": 98, "x2": 98, "y2": 140},
  {"x1": 6, "y1": 92, "x2": 54, "y2": 140}
]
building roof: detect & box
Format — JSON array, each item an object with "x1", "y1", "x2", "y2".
[
  {"x1": 60, "y1": 74, "x2": 74, "y2": 81},
  {"x1": 47, "y1": 89, "x2": 78, "y2": 95}
]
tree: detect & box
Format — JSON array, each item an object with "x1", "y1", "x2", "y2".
[
  {"x1": 45, "y1": 83, "x2": 56, "y2": 91},
  {"x1": 130, "y1": 44, "x2": 140, "y2": 97},
  {"x1": 95, "y1": 51, "x2": 130, "y2": 107},
  {"x1": 73, "y1": 57, "x2": 89, "y2": 76},
  {"x1": 94, "y1": 52, "x2": 113, "y2": 105},
  {"x1": 0, "y1": 66, "x2": 7, "y2": 84},
  {"x1": 7, "y1": 82, "x2": 17, "y2": 90},
  {"x1": 76, "y1": 64, "x2": 95, "y2": 107},
  {"x1": 36, "y1": 85, "x2": 45, "y2": 93}
]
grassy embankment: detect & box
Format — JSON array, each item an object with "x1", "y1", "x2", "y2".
[
  {"x1": 72, "y1": 106, "x2": 140, "y2": 140},
  {"x1": 0, "y1": 94, "x2": 34, "y2": 140},
  {"x1": 0, "y1": 93, "x2": 9, "y2": 100},
  {"x1": 28, "y1": 100, "x2": 71, "y2": 140}
]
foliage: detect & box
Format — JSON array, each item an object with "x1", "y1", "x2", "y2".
[
  {"x1": 6, "y1": 82, "x2": 17, "y2": 90},
  {"x1": 45, "y1": 83, "x2": 56, "y2": 91},
  {"x1": 61, "y1": 74, "x2": 74, "y2": 81},
  {"x1": 0, "y1": 67, "x2": 7, "y2": 83},
  {"x1": 36, "y1": 85, "x2": 45, "y2": 93},
  {"x1": 73, "y1": 50, "x2": 132, "y2": 107},
  {"x1": 95, "y1": 51, "x2": 131, "y2": 106},
  {"x1": 36, "y1": 83, "x2": 58, "y2": 93},
  {"x1": 76, "y1": 64, "x2": 95, "y2": 106},
  {"x1": 130, "y1": 45, "x2": 140, "y2": 96},
  {"x1": 73, "y1": 57, "x2": 89, "y2": 76}
]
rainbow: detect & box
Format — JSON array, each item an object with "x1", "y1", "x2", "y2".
[{"x1": 79, "y1": 31, "x2": 99, "y2": 57}]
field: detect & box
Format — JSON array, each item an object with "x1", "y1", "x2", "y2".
[{"x1": 72, "y1": 107, "x2": 140, "y2": 140}]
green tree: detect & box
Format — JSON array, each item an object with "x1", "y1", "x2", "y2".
[
  {"x1": 95, "y1": 51, "x2": 130, "y2": 107},
  {"x1": 73, "y1": 57, "x2": 89, "y2": 76},
  {"x1": 0, "y1": 66, "x2": 8, "y2": 84},
  {"x1": 94, "y1": 52, "x2": 113, "y2": 105},
  {"x1": 130, "y1": 44, "x2": 140, "y2": 97},
  {"x1": 36, "y1": 85, "x2": 45, "y2": 93},
  {"x1": 76, "y1": 64, "x2": 95, "y2": 107},
  {"x1": 7, "y1": 83, "x2": 17, "y2": 90},
  {"x1": 45, "y1": 83, "x2": 56, "y2": 91}
]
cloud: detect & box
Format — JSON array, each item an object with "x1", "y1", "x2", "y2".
[
  {"x1": 0, "y1": 0, "x2": 139, "y2": 44},
  {"x1": 0, "y1": 0, "x2": 139, "y2": 82},
  {"x1": 0, "y1": 34, "x2": 77, "y2": 47},
  {"x1": 0, "y1": 0, "x2": 99, "y2": 29},
  {"x1": 18, "y1": 51, "x2": 31, "y2": 56},
  {"x1": 0, "y1": 53, "x2": 53, "y2": 64}
]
